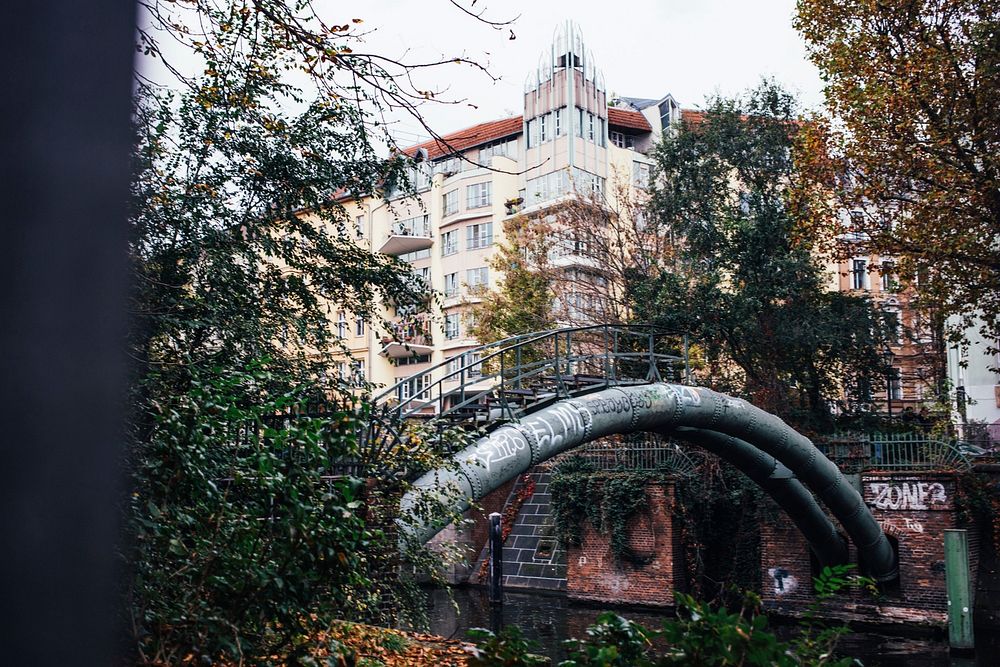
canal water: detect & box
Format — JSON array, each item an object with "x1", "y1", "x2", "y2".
[{"x1": 424, "y1": 586, "x2": 995, "y2": 666}]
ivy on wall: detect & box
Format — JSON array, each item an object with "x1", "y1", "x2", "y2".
[
  {"x1": 550, "y1": 452, "x2": 765, "y2": 601},
  {"x1": 550, "y1": 457, "x2": 662, "y2": 565}
]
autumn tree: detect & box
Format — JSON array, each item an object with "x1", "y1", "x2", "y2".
[
  {"x1": 794, "y1": 0, "x2": 1000, "y2": 351},
  {"x1": 128, "y1": 1, "x2": 511, "y2": 662},
  {"x1": 635, "y1": 82, "x2": 890, "y2": 428}
]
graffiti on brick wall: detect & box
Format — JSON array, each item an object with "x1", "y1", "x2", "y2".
[
  {"x1": 868, "y1": 481, "x2": 947, "y2": 510},
  {"x1": 767, "y1": 567, "x2": 798, "y2": 596},
  {"x1": 879, "y1": 517, "x2": 924, "y2": 534}
]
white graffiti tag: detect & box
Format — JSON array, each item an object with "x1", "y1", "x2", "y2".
[
  {"x1": 767, "y1": 567, "x2": 798, "y2": 596},
  {"x1": 473, "y1": 429, "x2": 526, "y2": 472},
  {"x1": 868, "y1": 482, "x2": 946, "y2": 511}
]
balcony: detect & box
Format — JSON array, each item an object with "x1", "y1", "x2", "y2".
[
  {"x1": 379, "y1": 320, "x2": 434, "y2": 359},
  {"x1": 378, "y1": 222, "x2": 433, "y2": 256}
]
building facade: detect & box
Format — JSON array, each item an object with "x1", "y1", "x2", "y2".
[{"x1": 325, "y1": 23, "x2": 675, "y2": 401}]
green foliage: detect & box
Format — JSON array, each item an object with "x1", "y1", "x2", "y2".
[
  {"x1": 673, "y1": 458, "x2": 764, "y2": 600},
  {"x1": 795, "y1": 0, "x2": 1000, "y2": 349},
  {"x1": 560, "y1": 612, "x2": 655, "y2": 666},
  {"x1": 636, "y1": 80, "x2": 889, "y2": 428},
  {"x1": 469, "y1": 591, "x2": 862, "y2": 666},
  {"x1": 129, "y1": 362, "x2": 377, "y2": 663},
  {"x1": 127, "y1": 2, "x2": 483, "y2": 662},
  {"x1": 467, "y1": 626, "x2": 549, "y2": 666},
  {"x1": 468, "y1": 215, "x2": 556, "y2": 347},
  {"x1": 550, "y1": 458, "x2": 656, "y2": 563}
]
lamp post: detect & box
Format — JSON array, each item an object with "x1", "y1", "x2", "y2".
[{"x1": 883, "y1": 348, "x2": 894, "y2": 421}]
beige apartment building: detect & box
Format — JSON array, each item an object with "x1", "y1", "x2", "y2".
[{"x1": 325, "y1": 22, "x2": 676, "y2": 402}]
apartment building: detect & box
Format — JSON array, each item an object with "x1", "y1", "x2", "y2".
[
  {"x1": 827, "y1": 238, "x2": 946, "y2": 419},
  {"x1": 328, "y1": 22, "x2": 675, "y2": 401}
]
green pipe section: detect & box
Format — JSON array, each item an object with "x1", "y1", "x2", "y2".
[
  {"x1": 670, "y1": 427, "x2": 849, "y2": 567},
  {"x1": 399, "y1": 383, "x2": 897, "y2": 582}
]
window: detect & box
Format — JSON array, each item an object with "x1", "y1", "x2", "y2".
[
  {"x1": 354, "y1": 214, "x2": 366, "y2": 238},
  {"x1": 539, "y1": 113, "x2": 549, "y2": 143},
  {"x1": 888, "y1": 367, "x2": 902, "y2": 401},
  {"x1": 633, "y1": 162, "x2": 651, "y2": 188},
  {"x1": 355, "y1": 359, "x2": 366, "y2": 382},
  {"x1": 466, "y1": 182, "x2": 492, "y2": 209},
  {"x1": 445, "y1": 313, "x2": 461, "y2": 340},
  {"x1": 587, "y1": 113, "x2": 595, "y2": 141},
  {"x1": 881, "y1": 261, "x2": 896, "y2": 291},
  {"x1": 527, "y1": 170, "x2": 571, "y2": 203},
  {"x1": 573, "y1": 167, "x2": 605, "y2": 196},
  {"x1": 555, "y1": 108, "x2": 563, "y2": 136},
  {"x1": 526, "y1": 119, "x2": 536, "y2": 149},
  {"x1": 337, "y1": 311, "x2": 348, "y2": 338},
  {"x1": 355, "y1": 316, "x2": 365, "y2": 337},
  {"x1": 444, "y1": 272, "x2": 459, "y2": 298},
  {"x1": 398, "y1": 248, "x2": 430, "y2": 262},
  {"x1": 479, "y1": 139, "x2": 516, "y2": 164},
  {"x1": 598, "y1": 118, "x2": 605, "y2": 147},
  {"x1": 397, "y1": 353, "x2": 431, "y2": 366},
  {"x1": 576, "y1": 108, "x2": 584, "y2": 137},
  {"x1": 467, "y1": 222, "x2": 493, "y2": 249},
  {"x1": 398, "y1": 373, "x2": 431, "y2": 402},
  {"x1": 466, "y1": 267, "x2": 489, "y2": 290},
  {"x1": 851, "y1": 259, "x2": 869, "y2": 290},
  {"x1": 442, "y1": 230, "x2": 458, "y2": 256},
  {"x1": 611, "y1": 131, "x2": 634, "y2": 149},
  {"x1": 884, "y1": 309, "x2": 901, "y2": 345},
  {"x1": 392, "y1": 214, "x2": 429, "y2": 237},
  {"x1": 448, "y1": 351, "x2": 482, "y2": 379},
  {"x1": 443, "y1": 190, "x2": 458, "y2": 216},
  {"x1": 413, "y1": 266, "x2": 430, "y2": 286}
]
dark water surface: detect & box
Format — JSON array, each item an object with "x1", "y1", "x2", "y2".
[{"x1": 424, "y1": 586, "x2": 996, "y2": 666}]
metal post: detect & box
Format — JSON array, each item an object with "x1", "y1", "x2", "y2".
[
  {"x1": 945, "y1": 529, "x2": 975, "y2": 653},
  {"x1": 488, "y1": 512, "x2": 503, "y2": 605},
  {"x1": 683, "y1": 333, "x2": 691, "y2": 384}
]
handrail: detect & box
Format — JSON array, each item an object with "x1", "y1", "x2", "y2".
[{"x1": 371, "y1": 323, "x2": 689, "y2": 426}]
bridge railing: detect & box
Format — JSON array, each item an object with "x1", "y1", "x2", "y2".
[
  {"x1": 372, "y1": 324, "x2": 689, "y2": 428},
  {"x1": 816, "y1": 431, "x2": 975, "y2": 472}
]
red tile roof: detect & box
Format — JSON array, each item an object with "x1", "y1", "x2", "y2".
[
  {"x1": 402, "y1": 116, "x2": 523, "y2": 161},
  {"x1": 608, "y1": 107, "x2": 651, "y2": 132},
  {"x1": 680, "y1": 109, "x2": 706, "y2": 125}
]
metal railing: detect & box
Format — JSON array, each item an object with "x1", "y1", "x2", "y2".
[
  {"x1": 572, "y1": 433, "x2": 702, "y2": 476},
  {"x1": 372, "y1": 324, "x2": 690, "y2": 426},
  {"x1": 816, "y1": 431, "x2": 975, "y2": 473}
]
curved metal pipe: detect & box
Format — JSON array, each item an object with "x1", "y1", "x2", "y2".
[
  {"x1": 399, "y1": 383, "x2": 897, "y2": 581},
  {"x1": 669, "y1": 427, "x2": 848, "y2": 567}
]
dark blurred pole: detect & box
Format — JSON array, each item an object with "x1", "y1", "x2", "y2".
[
  {"x1": 0, "y1": 2, "x2": 134, "y2": 666},
  {"x1": 488, "y1": 512, "x2": 504, "y2": 605}
]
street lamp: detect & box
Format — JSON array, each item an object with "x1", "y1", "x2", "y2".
[{"x1": 882, "y1": 348, "x2": 894, "y2": 421}]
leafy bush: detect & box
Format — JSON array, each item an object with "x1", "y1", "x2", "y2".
[
  {"x1": 467, "y1": 626, "x2": 549, "y2": 666},
  {"x1": 127, "y1": 362, "x2": 379, "y2": 664}
]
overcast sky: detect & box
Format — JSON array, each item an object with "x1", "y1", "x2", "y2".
[{"x1": 337, "y1": 0, "x2": 827, "y2": 146}]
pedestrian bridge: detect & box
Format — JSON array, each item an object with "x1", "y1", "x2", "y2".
[{"x1": 368, "y1": 324, "x2": 899, "y2": 582}]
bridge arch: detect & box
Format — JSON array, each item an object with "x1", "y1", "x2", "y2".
[{"x1": 399, "y1": 383, "x2": 898, "y2": 582}]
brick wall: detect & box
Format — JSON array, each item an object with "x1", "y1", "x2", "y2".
[
  {"x1": 760, "y1": 472, "x2": 978, "y2": 627},
  {"x1": 566, "y1": 481, "x2": 684, "y2": 607}
]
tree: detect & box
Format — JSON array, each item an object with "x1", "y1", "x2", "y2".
[
  {"x1": 635, "y1": 82, "x2": 889, "y2": 428},
  {"x1": 794, "y1": 0, "x2": 1000, "y2": 350},
  {"x1": 128, "y1": 1, "x2": 510, "y2": 662},
  {"x1": 468, "y1": 215, "x2": 556, "y2": 342}
]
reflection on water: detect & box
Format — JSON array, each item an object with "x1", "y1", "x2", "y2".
[{"x1": 424, "y1": 586, "x2": 993, "y2": 666}]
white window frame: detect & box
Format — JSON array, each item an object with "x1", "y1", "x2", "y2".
[
  {"x1": 466, "y1": 267, "x2": 489, "y2": 290},
  {"x1": 444, "y1": 272, "x2": 459, "y2": 298},
  {"x1": 444, "y1": 313, "x2": 461, "y2": 340},
  {"x1": 467, "y1": 222, "x2": 493, "y2": 249},
  {"x1": 851, "y1": 258, "x2": 869, "y2": 290},
  {"x1": 466, "y1": 182, "x2": 491, "y2": 209},
  {"x1": 355, "y1": 316, "x2": 365, "y2": 337},
  {"x1": 442, "y1": 230, "x2": 458, "y2": 256},
  {"x1": 443, "y1": 189, "x2": 459, "y2": 216}
]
